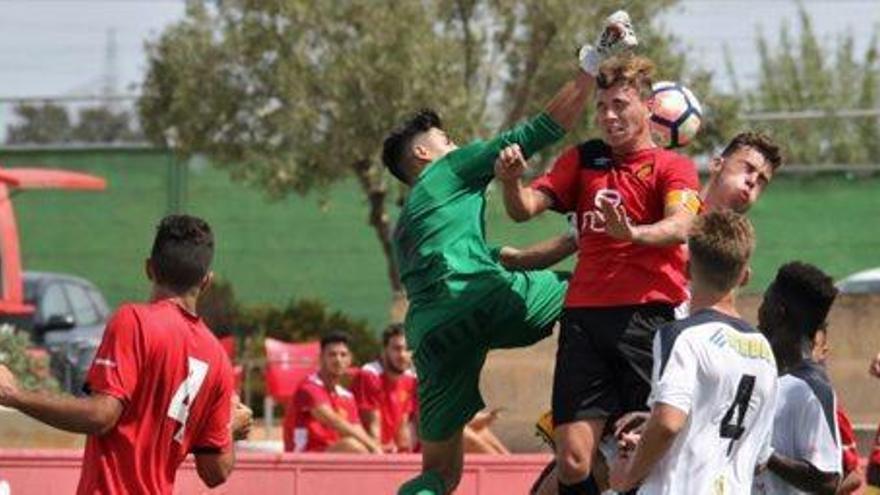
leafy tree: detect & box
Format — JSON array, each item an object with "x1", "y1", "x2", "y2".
[
  {"x1": 730, "y1": 8, "x2": 880, "y2": 165},
  {"x1": 72, "y1": 106, "x2": 142, "y2": 143},
  {"x1": 138, "y1": 0, "x2": 736, "y2": 322},
  {"x1": 240, "y1": 299, "x2": 378, "y2": 364},
  {"x1": 5, "y1": 102, "x2": 143, "y2": 145},
  {"x1": 6, "y1": 103, "x2": 73, "y2": 144},
  {"x1": 197, "y1": 277, "x2": 378, "y2": 361}
]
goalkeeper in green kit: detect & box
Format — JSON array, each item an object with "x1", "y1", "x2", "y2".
[{"x1": 382, "y1": 12, "x2": 638, "y2": 495}]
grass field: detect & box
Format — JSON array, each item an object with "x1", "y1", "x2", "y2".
[{"x1": 2, "y1": 148, "x2": 878, "y2": 333}]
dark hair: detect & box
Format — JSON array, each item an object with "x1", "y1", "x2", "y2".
[
  {"x1": 320, "y1": 331, "x2": 351, "y2": 350},
  {"x1": 688, "y1": 210, "x2": 755, "y2": 293},
  {"x1": 382, "y1": 109, "x2": 443, "y2": 184},
  {"x1": 382, "y1": 323, "x2": 405, "y2": 347},
  {"x1": 770, "y1": 261, "x2": 837, "y2": 340},
  {"x1": 721, "y1": 131, "x2": 783, "y2": 171},
  {"x1": 150, "y1": 214, "x2": 214, "y2": 293}
]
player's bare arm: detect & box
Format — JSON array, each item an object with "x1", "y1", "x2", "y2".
[
  {"x1": 194, "y1": 380, "x2": 249, "y2": 487},
  {"x1": 499, "y1": 234, "x2": 578, "y2": 271},
  {"x1": 869, "y1": 352, "x2": 880, "y2": 378},
  {"x1": 495, "y1": 69, "x2": 595, "y2": 222},
  {"x1": 613, "y1": 411, "x2": 650, "y2": 441},
  {"x1": 600, "y1": 197, "x2": 696, "y2": 246},
  {"x1": 232, "y1": 396, "x2": 254, "y2": 441},
  {"x1": 395, "y1": 413, "x2": 414, "y2": 453},
  {"x1": 195, "y1": 444, "x2": 235, "y2": 488},
  {"x1": 495, "y1": 68, "x2": 597, "y2": 223},
  {"x1": 360, "y1": 409, "x2": 383, "y2": 445},
  {"x1": 837, "y1": 470, "x2": 862, "y2": 495},
  {"x1": 766, "y1": 452, "x2": 841, "y2": 495},
  {"x1": 312, "y1": 403, "x2": 382, "y2": 454},
  {"x1": 609, "y1": 403, "x2": 688, "y2": 492},
  {"x1": 0, "y1": 364, "x2": 123, "y2": 435},
  {"x1": 495, "y1": 144, "x2": 553, "y2": 222}
]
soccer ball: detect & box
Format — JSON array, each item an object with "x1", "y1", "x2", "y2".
[{"x1": 650, "y1": 81, "x2": 703, "y2": 149}]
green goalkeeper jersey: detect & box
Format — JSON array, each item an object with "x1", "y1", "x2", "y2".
[{"x1": 393, "y1": 112, "x2": 565, "y2": 345}]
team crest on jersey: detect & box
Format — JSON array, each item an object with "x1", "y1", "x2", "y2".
[{"x1": 635, "y1": 161, "x2": 654, "y2": 180}]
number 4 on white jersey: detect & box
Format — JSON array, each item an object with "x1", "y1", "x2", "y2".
[{"x1": 167, "y1": 357, "x2": 209, "y2": 443}]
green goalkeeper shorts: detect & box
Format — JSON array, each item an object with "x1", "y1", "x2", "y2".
[{"x1": 410, "y1": 270, "x2": 567, "y2": 442}]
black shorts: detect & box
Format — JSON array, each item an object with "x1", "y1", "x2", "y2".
[{"x1": 552, "y1": 303, "x2": 675, "y2": 426}]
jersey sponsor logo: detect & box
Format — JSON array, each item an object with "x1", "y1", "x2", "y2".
[
  {"x1": 167, "y1": 357, "x2": 210, "y2": 443},
  {"x1": 93, "y1": 358, "x2": 117, "y2": 368},
  {"x1": 580, "y1": 188, "x2": 622, "y2": 233},
  {"x1": 709, "y1": 328, "x2": 773, "y2": 363}
]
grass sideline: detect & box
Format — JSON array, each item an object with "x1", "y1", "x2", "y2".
[{"x1": 3, "y1": 149, "x2": 878, "y2": 333}]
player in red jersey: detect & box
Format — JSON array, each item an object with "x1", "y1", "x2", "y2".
[
  {"x1": 283, "y1": 332, "x2": 382, "y2": 453},
  {"x1": 351, "y1": 324, "x2": 418, "y2": 452},
  {"x1": 351, "y1": 324, "x2": 509, "y2": 455},
  {"x1": 499, "y1": 131, "x2": 782, "y2": 272},
  {"x1": 0, "y1": 214, "x2": 252, "y2": 494},
  {"x1": 496, "y1": 54, "x2": 701, "y2": 494}
]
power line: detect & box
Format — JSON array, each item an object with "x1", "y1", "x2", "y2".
[
  {"x1": 742, "y1": 108, "x2": 880, "y2": 121},
  {"x1": 0, "y1": 95, "x2": 139, "y2": 104},
  {"x1": 0, "y1": 0, "x2": 186, "y2": 3}
]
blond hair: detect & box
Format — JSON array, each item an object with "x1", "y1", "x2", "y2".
[
  {"x1": 596, "y1": 54, "x2": 655, "y2": 99},
  {"x1": 688, "y1": 210, "x2": 755, "y2": 293}
]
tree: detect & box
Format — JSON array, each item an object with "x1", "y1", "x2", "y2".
[
  {"x1": 72, "y1": 106, "x2": 142, "y2": 143},
  {"x1": 5, "y1": 102, "x2": 143, "y2": 145},
  {"x1": 730, "y1": 8, "x2": 880, "y2": 165},
  {"x1": 6, "y1": 103, "x2": 73, "y2": 144},
  {"x1": 138, "y1": 0, "x2": 736, "y2": 323}
]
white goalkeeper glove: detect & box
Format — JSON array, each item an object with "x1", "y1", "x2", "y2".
[{"x1": 579, "y1": 10, "x2": 639, "y2": 76}]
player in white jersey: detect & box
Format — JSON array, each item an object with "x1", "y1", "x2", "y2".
[
  {"x1": 609, "y1": 210, "x2": 778, "y2": 494},
  {"x1": 753, "y1": 262, "x2": 842, "y2": 495}
]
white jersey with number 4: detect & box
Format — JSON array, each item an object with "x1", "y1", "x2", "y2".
[{"x1": 639, "y1": 308, "x2": 778, "y2": 495}]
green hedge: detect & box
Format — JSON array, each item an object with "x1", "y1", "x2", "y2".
[{"x1": 2, "y1": 148, "x2": 878, "y2": 333}]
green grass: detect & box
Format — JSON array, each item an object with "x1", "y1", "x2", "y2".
[{"x1": 2, "y1": 148, "x2": 878, "y2": 333}]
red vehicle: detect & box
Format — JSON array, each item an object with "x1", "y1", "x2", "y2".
[{"x1": 0, "y1": 165, "x2": 106, "y2": 316}]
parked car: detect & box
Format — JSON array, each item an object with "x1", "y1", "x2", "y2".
[
  {"x1": 18, "y1": 271, "x2": 111, "y2": 394},
  {"x1": 836, "y1": 267, "x2": 880, "y2": 295}
]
